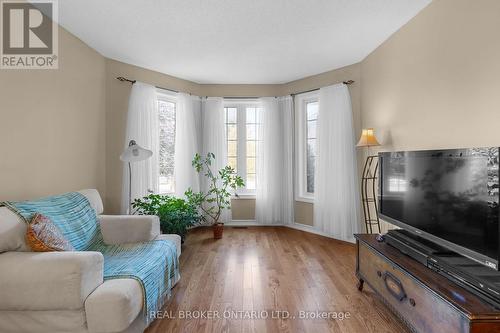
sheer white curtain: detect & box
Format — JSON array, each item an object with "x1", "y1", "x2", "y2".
[
  {"x1": 174, "y1": 93, "x2": 201, "y2": 197},
  {"x1": 314, "y1": 84, "x2": 361, "y2": 242},
  {"x1": 201, "y1": 97, "x2": 231, "y2": 223},
  {"x1": 121, "y1": 82, "x2": 159, "y2": 214},
  {"x1": 255, "y1": 96, "x2": 294, "y2": 224}
]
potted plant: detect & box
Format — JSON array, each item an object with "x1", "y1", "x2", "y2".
[
  {"x1": 131, "y1": 194, "x2": 201, "y2": 243},
  {"x1": 185, "y1": 152, "x2": 244, "y2": 239}
]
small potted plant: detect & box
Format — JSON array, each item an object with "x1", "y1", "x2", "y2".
[
  {"x1": 131, "y1": 194, "x2": 201, "y2": 243},
  {"x1": 185, "y1": 153, "x2": 244, "y2": 239}
]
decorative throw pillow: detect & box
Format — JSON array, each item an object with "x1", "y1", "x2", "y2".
[{"x1": 26, "y1": 213, "x2": 74, "y2": 252}]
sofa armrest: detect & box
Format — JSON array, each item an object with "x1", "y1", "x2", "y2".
[
  {"x1": 99, "y1": 215, "x2": 160, "y2": 245},
  {"x1": 0, "y1": 251, "x2": 103, "y2": 311}
]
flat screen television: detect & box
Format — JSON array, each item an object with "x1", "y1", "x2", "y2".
[{"x1": 379, "y1": 147, "x2": 500, "y2": 270}]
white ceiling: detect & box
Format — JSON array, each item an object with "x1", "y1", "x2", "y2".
[{"x1": 55, "y1": 0, "x2": 431, "y2": 84}]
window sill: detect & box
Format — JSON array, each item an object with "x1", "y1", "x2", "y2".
[
  {"x1": 295, "y1": 196, "x2": 314, "y2": 204},
  {"x1": 232, "y1": 194, "x2": 256, "y2": 200}
]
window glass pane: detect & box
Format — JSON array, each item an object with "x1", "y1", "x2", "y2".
[
  {"x1": 256, "y1": 107, "x2": 263, "y2": 123},
  {"x1": 226, "y1": 107, "x2": 237, "y2": 123},
  {"x1": 305, "y1": 102, "x2": 318, "y2": 194},
  {"x1": 227, "y1": 124, "x2": 237, "y2": 140},
  {"x1": 306, "y1": 173, "x2": 315, "y2": 193},
  {"x1": 247, "y1": 157, "x2": 256, "y2": 174},
  {"x1": 246, "y1": 124, "x2": 256, "y2": 140},
  {"x1": 307, "y1": 120, "x2": 317, "y2": 139},
  {"x1": 247, "y1": 141, "x2": 256, "y2": 157},
  {"x1": 158, "y1": 100, "x2": 176, "y2": 194},
  {"x1": 306, "y1": 102, "x2": 318, "y2": 121},
  {"x1": 228, "y1": 157, "x2": 237, "y2": 172},
  {"x1": 247, "y1": 173, "x2": 256, "y2": 190},
  {"x1": 306, "y1": 156, "x2": 315, "y2": 193},
  {"x1": 307, "y1": 138, "x2": 316, "y2": 157},
  {"x1": 228, "y1": 140, "x2": 237, "y2": 157},
  {"x1": 246, "y1": 107, "x2": 256, "y2": 123}
]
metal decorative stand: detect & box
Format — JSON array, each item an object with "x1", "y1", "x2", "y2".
[{"x1": 361, "y1": 155, "x2": 381, "y2": 234}]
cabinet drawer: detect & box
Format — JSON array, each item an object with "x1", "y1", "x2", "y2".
[{"x1": 358, "y1": 242, "x2": 468, "y2": 333}]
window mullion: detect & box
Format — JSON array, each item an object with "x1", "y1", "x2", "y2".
[{"x1": 237, "y1": 105, "x2": 246, "y2": 183}]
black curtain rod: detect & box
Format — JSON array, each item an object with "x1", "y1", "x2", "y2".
[
  {"x1": 223, "y1": 96, "x2": 260, "y2": 100},
  {"x1": 116, "y1": 76, "x2": 180, "y2": 94},
  {"x1": 117, "y1": 76, "x2": 354, "y2": 98},
  {"x1": 291, "y1": 80, "x2": 355, "y2": 96}
]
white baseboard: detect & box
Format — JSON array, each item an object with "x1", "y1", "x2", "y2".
[
  {"x1": 201, "y1": 220, "x2": 354, "y2": 243},
  {"x1": 286, "y1": 222, "x2": 330, "y2": 237},
  {"x1": 225, "y1": 220, "x2": 282, "y2": 226}
]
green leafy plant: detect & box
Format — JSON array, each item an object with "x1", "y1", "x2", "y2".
[
  {"x1": 185, "y1": 153, "x2": 244, "y2": 225},
  {"x1": 132, "y1": 194, "x2": 201, "y2": 242}
]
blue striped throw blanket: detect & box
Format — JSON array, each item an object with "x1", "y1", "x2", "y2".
[{"x1": 2, "y1": 192, "x2": 179, "y2": 324}]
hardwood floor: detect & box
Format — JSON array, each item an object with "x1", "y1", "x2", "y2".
[{"x1": 146, "y1": 226, "x2": 409, "y2": 333}]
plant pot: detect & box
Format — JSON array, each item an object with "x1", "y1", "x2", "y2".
[{"x1": 213, "y1": 223, "x2": 224, "y2": 239}]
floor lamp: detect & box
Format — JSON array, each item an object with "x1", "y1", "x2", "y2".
[
  {"x1": 356, "y1": 128, "x2": 381, "y2": 234},
  {"x1": 120, "y1": 140, "x2": 153, "y2": 214}
]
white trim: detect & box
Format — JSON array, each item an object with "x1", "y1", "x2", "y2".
[
  {"x1": 294, "y1": 91, "x2": 319, "y2": 202},
  {"x1": 232, "y1": 194, "x2": 256, "y2": 199},
  {"x1": 295, "y1": 196, "x2": 314, "y2": 204},
  {"x1": 287, "y1": 223, "x2": 356, "y2": 244}
]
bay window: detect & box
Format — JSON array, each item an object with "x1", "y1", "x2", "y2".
[{"x1": 224, "y1": 101, "x2": 261, "y2": 195}]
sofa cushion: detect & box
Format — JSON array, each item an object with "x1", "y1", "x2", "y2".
[
  {"x1": 0, "y1": 251, "x2": 103, "y2": 311},
  {"x1": 85, "y1": 279, "x2": 143, "y2": 333},
  {"x1": 0, "y1": 207, "x2": 29, "y2": 253},
  {"x1": 26, "y1": 213, "x2": 74, "y2": 252},
  {"x1": 0, "y1": 309, "x2": 87, "y2": 333}
]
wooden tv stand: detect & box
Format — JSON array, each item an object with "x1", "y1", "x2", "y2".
[{"x1": 355, "y1": 234, "x2": 500, "y2": 333}]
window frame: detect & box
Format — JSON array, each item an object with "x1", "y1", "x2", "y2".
[
  {"x1": 294, "y1": 91, "x2": 319, "y2": 203},
  {"x1": 223, "y1": 99, "x2": 261, "y2": 197},
  {"x1": 157, "y1": 89, "x2": 177, "y2": 195}
]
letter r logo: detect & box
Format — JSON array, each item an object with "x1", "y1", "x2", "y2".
[{"x1": 2, "y1": 1, "x2": 53, "y2": 54}]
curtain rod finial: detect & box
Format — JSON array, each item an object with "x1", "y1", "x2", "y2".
[{"x1": 116, "y1": 76, "x2": 136, "y2": 84}]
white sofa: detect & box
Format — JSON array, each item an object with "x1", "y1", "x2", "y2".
[{"x1": 0, "y1": 189, "x2": 181, "y2": 333}]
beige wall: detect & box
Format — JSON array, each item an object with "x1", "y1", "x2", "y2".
[
  {"x1": 295, "y1": 201, "x2": 314, "y2": 226},
  {"x1": 202, "y1": 84, "x2": 281, "y2": 98},
  {"x1": 361, "y1": 0, "x2": 500, "y2": 151},
  {"x1": 231, "y1": 199, "x2": 256, "y2": 220},
  {"x1": 361, "y1": 0, "x2": 500, "y2": 231},
  {"x1": 0, "y1": 27, "x2": 106, "y2": 201}
]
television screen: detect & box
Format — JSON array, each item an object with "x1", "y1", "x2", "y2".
[{"x1": 379, "y1": 147, "x2": 500, "y2": 265}]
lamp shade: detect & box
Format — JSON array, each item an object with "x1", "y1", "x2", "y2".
[
  {"x1": 356, "y1": 128, "x2": 380, "y2": 147},
  {"x1": 120, "y1": 140, "x2": 153, "y2": 162}
]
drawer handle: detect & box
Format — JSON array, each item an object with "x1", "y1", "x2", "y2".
[
  {"x1": 377, "y1": 271, "x2": 382, "y2": 277},
  {"x1": 383, "y1": 271, "x2": 407, "y2": 302}
]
